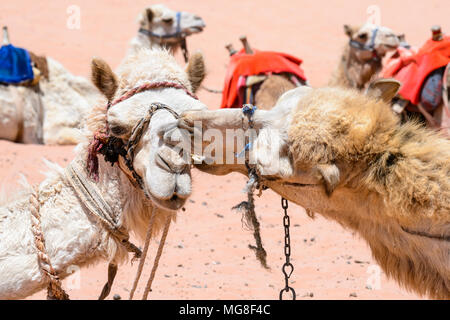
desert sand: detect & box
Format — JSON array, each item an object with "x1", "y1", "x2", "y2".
[{"x1": 1, "y1": 0, "x2": 449, "y2": 300}]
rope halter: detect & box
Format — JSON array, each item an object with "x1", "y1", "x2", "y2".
[{"x1": 88, "y1": 81, "x2": 197, "y2": 196}]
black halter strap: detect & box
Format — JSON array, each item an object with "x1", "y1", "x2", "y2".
[
  {"x1": 139, "y1": 11, "x2": 182, "y2": 40},
  {"x1": 349, "y1": 26, "x2": 380, "y2": 60}
]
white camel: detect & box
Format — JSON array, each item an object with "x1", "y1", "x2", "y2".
[{"x1": 0, "y1": 47, "x2": 206, "y2": 299}]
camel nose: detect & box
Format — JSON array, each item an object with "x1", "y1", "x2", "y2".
[
  {"x1": 156, "y1": 146, "x2": 189, "y2": 173},
  {"x1": 193, "y1": 15, "x2": 205, "y2": 27}
]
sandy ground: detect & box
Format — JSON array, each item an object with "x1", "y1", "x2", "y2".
[{"x1": 1, "y1": 0, "x2": 449, "y2": 300}]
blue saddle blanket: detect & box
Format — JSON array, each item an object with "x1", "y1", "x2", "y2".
[{"x1": 0, "y1": 44, "x2": 34, "y2": 84}]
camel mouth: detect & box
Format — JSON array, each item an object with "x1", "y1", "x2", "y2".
[
  {"x1": 149, "y1": 193, "x2": 187, "y2": 211},
  {"x1": 383, "y1": 44, "x2": 399, "y2": 49},
  {"x1": 184, "y1": 26, "x2": 205, "y2": 36},
  {"x1": 401, "y1": 226, "x2": 450, "y2": 242},
  {"x1": 190, "y1": 26, "x2": 204, "y2": 32}
]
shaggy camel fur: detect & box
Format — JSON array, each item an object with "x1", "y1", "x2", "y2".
[
  {"x1": 174, "y1": 80, "x2": 450, "y2": 299},
  {"x1": 0, "y1": 48, "x2": 206, "y2": 299},
  {"x1": 329, "y1": 23, "x2": 399, "y2": 89}
]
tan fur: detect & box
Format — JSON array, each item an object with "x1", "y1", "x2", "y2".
[
  {"x1": 185, "y1": 52, "x2": 206, "y2": 93},
  {"x1": 255, "y1": 75, "x2": 296, "y2": 110},
  {"x1": 91, "y1": 58, "x2": 118, "y2": 101},
  {"x1": 28, "y1": 51, "x2": 49, "y2": 80},
  {"x1": 288, "y1": 88, "x2": 450, "y2": 299}
]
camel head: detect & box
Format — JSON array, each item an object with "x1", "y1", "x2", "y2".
[
  {"x1": 137, "y1": 4, "x2": 205, "y2": 47},
  {"x1": 176, "y1": 79, "x2": 450, "y2": 298},
  {"x1": 344, "y1": 23, "x2": 399, "y2": 61},
  {"x1": 90, "y1": 48, "x2": 206, "y2": 211}
]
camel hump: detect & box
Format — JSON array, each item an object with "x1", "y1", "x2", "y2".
[{"x1": 365, "y1": 78, "x2": 401, "y2": 103}]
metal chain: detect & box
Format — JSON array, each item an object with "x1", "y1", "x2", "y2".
[{"x1": 279, "y1": 197, "x2": 296, "y2": 300}]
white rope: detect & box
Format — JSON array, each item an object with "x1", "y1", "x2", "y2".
[
  {"x1": 142, "y1": 215, "x2": 172, "y2": 300},
  {"x1": 128, "y1": 206, "x2": 157, "y2": 300}
]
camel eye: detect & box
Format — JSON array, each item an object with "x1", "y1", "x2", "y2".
[
  {"x1": 162, "y1": 18, "x2": 174, "y2": 24},
  {"x1": 358, "y1": 33, "x2": 368, "y2": 41},
  {"x1": 109, "y1": 124, "x2": 128, "y2": 137}
]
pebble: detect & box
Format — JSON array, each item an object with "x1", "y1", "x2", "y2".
[
  {"x1": 202, "y1": 201, "x2": 208, "y2": 206},
  {"x1": 113, "y1": 294, "x2": 121, "y2": 300},
  {"x1": 349, "y1": 292, "x2": 357, "y2": 297},
  {"x1": 354, "y1": 260, "x2": 369, "y2": 264}
]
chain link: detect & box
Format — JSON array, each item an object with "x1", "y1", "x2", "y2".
[{"x1": 279, "y1": 197, "x2": 296, "y2": 300}]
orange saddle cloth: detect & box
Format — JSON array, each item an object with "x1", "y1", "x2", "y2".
[
  {"x1": 220, "y1": 49, "x2": 307, "y2": 108},
  {"x1": 382, "y1": 35, "x2": 450, "y2": 105}
]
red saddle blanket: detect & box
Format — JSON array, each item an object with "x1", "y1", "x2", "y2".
[
  {"x1": 220, "y1": 49, "x2": 307, "y2": 108},
  {"x1": 382, "y1": 35, "x2": 450, "y2": 105}
]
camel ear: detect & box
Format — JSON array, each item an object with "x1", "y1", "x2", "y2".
[
  {"x1": 146, "y1": 8, "x2": 154, "y2": 23},
  {"x1": 316, "y1": 164, "x2": 340, "y2": 196},
  {"x1": 186, "y1": 52, "x2": 206, "y2": 93},
  {"x1": 365, "y1": 79, "x2": 401, "y2": 103},
  {"x1": 91, "y1": 57, "x2": 118, "y2": 101},
  {"x1": 344, "y1": 24, "x2": 357, "y2": 38}
]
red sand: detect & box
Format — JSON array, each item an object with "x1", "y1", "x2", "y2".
[{"x1": 2, "y1": 0, "x2": 449, "y2": 299}]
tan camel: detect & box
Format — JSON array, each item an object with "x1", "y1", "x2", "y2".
[
  {"x1": 0, "y1": 48, "x2": 206, "y2": 299},
  {"x1": 172, "y1": 80, "x2": 450, "y2": 299},
  {"x1": 223, "y1": 37, "x2": 304, "y2": 111},
  {"x1": 329, "y1": 23, "x2": 399, "y2": 89}
]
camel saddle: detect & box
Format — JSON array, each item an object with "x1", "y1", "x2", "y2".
[
  {"x1": 221, "y1": 49, "x2": 307, "y2": 108},
  {"x1": 0, "y1": 43, "x2": 48, "y2": 86},
  {"x1": 382, "y1": 35, "x2": 450, "y2": 105}
]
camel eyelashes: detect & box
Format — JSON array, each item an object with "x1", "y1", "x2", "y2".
[{"x1": 109, "y1": 124, "x2": 128, "y2": 137}]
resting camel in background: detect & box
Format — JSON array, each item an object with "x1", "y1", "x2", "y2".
[
  {"x1": 170, "y1": 79, "x2": 449, "y2": 299},
  {"x1": 221, "y1": 22, "x2": 399, "y2": 112},
  {"x1": 0, "y1": 4, "x2": 205, "y2": 145},
  {"x1": 0, "y1": 26, "x2": 100, "y2": 144}
]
